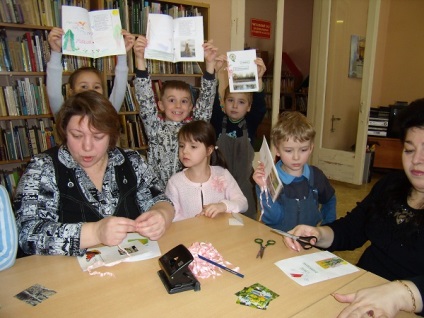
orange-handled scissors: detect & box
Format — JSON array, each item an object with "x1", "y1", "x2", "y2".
[
  {"x1": 254, "y1": 238, "x2": 276, "y2": 258},
  {"x1": 271, "y1": 229, "x2": 318, "y2": 250}
]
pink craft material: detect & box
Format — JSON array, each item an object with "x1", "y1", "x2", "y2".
[{"x1": 188, "y1": 242, "x2": 240, "y2": 279}]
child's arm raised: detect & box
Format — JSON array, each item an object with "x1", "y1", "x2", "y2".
[
  {"x1": 109, "y1": 30, "x2": 134, "y2": 112},
  {"x1": 133, "y1": 35, "x2": 148, "y2": 71},
  {"x1": 46, "y1": 27, "x2": 65, "y2": 115},
  {"x1": 255, "y1": 57, "x2": 267, "y2": 91}
]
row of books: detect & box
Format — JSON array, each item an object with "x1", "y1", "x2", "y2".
[
  {"x1": 0, "y1": 0, "x2": 89, "y2": 27},
  {"x1": 0, "y1": 118, "x2": 56, "y2": 161},
  {"x1": 368, "y1": 107, "x2": 389, "y2": 137},
  {"x1": 107, "y1": 0, "x2": 204, "y2": 37},
  {"x1": 119, "y1": 115, "x2": 147, "y2": 149},
  {"x1": 0, "y1": 166, "x2": 24, "y2": 200},
  {"x1": 0, "y1": 28, "x2": 51, "y2": 72},
  {"x1": 0, "y1": 78, "x2": 51, "y2": 116}
]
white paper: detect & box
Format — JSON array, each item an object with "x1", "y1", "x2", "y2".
[
  {"x1": 226, "y1": 49, "x2": 259, "y2": 92},
  {"x1": 62, "y1": 6, "x2": 126, "y2": 58},
  {"x1": 229, "y1": 212, "x2": 244, "y2": 226},
  {"x1": 274, "y1": 251, "x2": 360, "y2": 286},
  {"x1": 77, "y1": 233, "x2": 161, "y2": 271},
  {"x1": 259, "y1": 136, "x2": 283, "y2": 202},
  {"x1": 145, "y1": 14, "x2": 204, "y2": 62}
]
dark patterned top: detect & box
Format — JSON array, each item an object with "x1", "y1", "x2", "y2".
[
  {"x1": 134, "y1": 69, "x2": 217, "y2": 188},
  {"x1": 14, "y1": 146, "x2": 171, "y2": 256}
]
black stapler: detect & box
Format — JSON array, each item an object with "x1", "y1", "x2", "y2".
[{"x1": 158, "y1": 244, "x2": 201, "y2": 294}]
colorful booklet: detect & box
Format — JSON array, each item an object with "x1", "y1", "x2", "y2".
[
  {"x1": 259, "y1": 136, "x2": 283, "y2": 202},
  {"x1": 77, "y1": 233, "x2": 161, "y2": 271},
  {"x1": 275, "y1": 251, "x2": 360, "y2": 286},
  {"x1": 144, "y1": 13, "x2": 204, "y2": 62},
  {"x1": 226, "y1": 49, "x2": 259, "y2": 93},
  {"x1": 61, "y1": 6, "x2": 126, "y2": 58}
]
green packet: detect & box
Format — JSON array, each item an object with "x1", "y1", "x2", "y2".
[{"x1": 235, "y1": 283, "x2": 279, "y2": 310}]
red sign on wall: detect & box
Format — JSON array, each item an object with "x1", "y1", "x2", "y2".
[{"x1": 250, "y1": 18, "x2": 271, "y2": 39}]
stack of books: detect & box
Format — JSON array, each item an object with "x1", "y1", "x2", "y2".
[{"x1": 368, "y1": 107, "x2": 389, "y2": 137}]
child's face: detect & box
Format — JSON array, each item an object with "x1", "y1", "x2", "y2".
[
  {"x1": 70, "y1": 72, "x2": 103, "y2": 95},
  {"x1": 275, "y1": 137, "x2": 314, "y2": 177},
  {"x1": 178, "y1": 137, "x2": 212, "y2": 168},
  {"x1": 159, "y1": 88, "x2": 193, "y2": 122},
  {"x1": 223, "y1": 93, "x2": 251, "y2": 122}
]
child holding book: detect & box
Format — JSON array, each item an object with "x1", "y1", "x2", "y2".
[
  {"x1": 46, "y1": 27, "x2": 135, "y2": 115},
  {"x1": 253, "y1": 111, "x2": 336, "y2": 231},
  {"x1": 133, "y1": 35, "x2": 218, "y2": 188},
  {"x1": 166, "y1": 120, "x2": 247, "y2": 221},
  {"x1": 210, "y1": 55, "x2": 267, "y2": 220}
]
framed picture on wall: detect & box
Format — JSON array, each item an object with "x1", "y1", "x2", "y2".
[{"x1": 348, "y1": 35, "x2": 365, "y2": 78}]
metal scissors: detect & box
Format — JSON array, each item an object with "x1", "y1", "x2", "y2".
[
  {"x1": 271, "y1": 229, "x2": 317, "y2": 250},
  {"x1": 254, "y1": 238, "x2": 276, "y2": 258}
]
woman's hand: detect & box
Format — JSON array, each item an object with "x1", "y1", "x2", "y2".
[
  {"x1": 333, "y1": 281, "x2": 418, "y2": 318},
  {"x1": 48, "y1": 27, "x2": 64, "y2": 53},
  {"x1": 200, "y1": 203, "x2": 227, "y2": 218},
  {"x1": 282, "y1": 224, "x2": 334, "y2": 252},
  {"x1": 81, "y1": 216, "x2": 136, "y2": 248},
  {"x1": 135, "y1": 202, "x2": 174, "y2": 240}
]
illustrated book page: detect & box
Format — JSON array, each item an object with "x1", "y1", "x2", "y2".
[
  {"x1": 259, "y1": 136, "x2": 283, "y2": 202},
  {"x1": 275, "y1": 251, "x2": 360, "y2": 286},
  {"x1": 144, "y1": 13, "x2": 204, "y2": 62},
  {"x1": 226, "y1": 49, "x2": 259, "y2": 93},
  {"x1": 77, "y1": 233, "x2": 161, "y2": 271},
  {"x1": 62, "y1": 5, "x2": 126, "y2": 58}
]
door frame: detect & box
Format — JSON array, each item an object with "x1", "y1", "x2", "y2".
[{"x1": 308, "y1": 0, "x2": 381, "y2": 184}]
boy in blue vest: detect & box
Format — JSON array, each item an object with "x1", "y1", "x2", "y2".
[{"x1": 253, "y1": 111, "x2": 336, "y2": 231}]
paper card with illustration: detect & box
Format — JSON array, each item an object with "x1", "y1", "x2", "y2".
[
  {"x1": 77, "y1": 233, "x2": 161, "y2": 271},
  {"x1": 274, "y1": 251, "x2": 360, "y2": 286},
  {"x1": 226, "y1": 49, "x2": 259, "y2": 93},
  {"x1": 144, "y1": 13, "x2": 204, "y2": 63},
  {"x1": 61, "y1": 5, "x2": 126, "y2": 58},
  {"x1": 259, "y1": 136, "x2": 283, "y2": 202}
]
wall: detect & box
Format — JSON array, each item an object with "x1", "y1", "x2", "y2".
[{"x1": 371, "y1": 0, "x2": 424, "y2": 107}]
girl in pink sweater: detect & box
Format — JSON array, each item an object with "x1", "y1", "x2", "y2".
[{"x1": 166, "y1": 120, "x2": 248, "y2": 221}]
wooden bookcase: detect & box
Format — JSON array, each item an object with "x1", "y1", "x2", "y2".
[
  {"x1": 367, "y1": 136, "x2": 403, "y2": 170},
  {"x1": 0, "y1": 0, "x2": 210, "y2": 197}
]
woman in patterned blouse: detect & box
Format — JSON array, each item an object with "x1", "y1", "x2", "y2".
[{"x1": 14, "y1": 91, "x2": 175, "y2": 256}]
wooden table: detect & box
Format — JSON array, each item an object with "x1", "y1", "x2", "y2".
[{"x1": 0, "y1": 214, "x2": 412, "y2": 317}]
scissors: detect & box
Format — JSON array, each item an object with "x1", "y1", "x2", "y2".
[
  {"x1": 254, "y1": 238, "x2": 276, "y2": 258},
  {"x1": 271, "y1": 229, "x2": 317, "y2": 250}
]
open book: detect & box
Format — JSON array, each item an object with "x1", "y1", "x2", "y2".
[
  {"x1": 226, "y1": 49, "x2": 259, "y2": 93},
  {"x1": 61, "y1": 6, "x2": 126, "y2": 58},
  {"x1": 144, "y1": 13, "x2": 204, "y2": 62},
  {"x1": 259, "y1": 136, "x2": 283, "y2": 202},
  {"x1": 77, "y1": 233, "x2": 161, "y2": 271}
]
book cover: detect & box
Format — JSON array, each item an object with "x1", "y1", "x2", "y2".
[
  {"x1": 144, "y1": 13, "x2": 204, "y2": 63},
  {"x1": 227, "y1": 49, "x2": 260, "y2": 93},
  {"x1": 259, "y1": 136, "x2": 283, "y2": 203},
  {"x1": 61, "y1": 6, "x2": 126, "y2": 58}
]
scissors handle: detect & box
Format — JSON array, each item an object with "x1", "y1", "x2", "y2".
[{"x1": 297, "y1": 236, "x2": 317, "y2": 250}]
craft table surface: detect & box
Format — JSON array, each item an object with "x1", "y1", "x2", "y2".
[{"x1": 0, "y1": 214, "x2": 411, "y2": 317}]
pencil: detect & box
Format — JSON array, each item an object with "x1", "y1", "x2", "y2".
[{"x1": 198, "y1": 255, "x2": 244, "y2": 278}]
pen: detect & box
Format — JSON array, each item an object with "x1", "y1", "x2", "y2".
[{"x1": 198, "y1": 255, "x2": 244, "y2": 278}]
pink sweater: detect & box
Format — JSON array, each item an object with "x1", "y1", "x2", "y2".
[{"x1": 166, "y1": 166, "x2": 248, "y2": 222}]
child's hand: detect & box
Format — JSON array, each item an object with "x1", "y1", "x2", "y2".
[
  {"x1": 203, "y1": 39, "x2": 218, "y2": 74},
  {"x1": 48, "y1": 27, "x2": 64, "y2": 53},
  {"x1": 200, "y1": 203, "x2": 226, "y2": 218},
  {"x1": 133, "y1": 35, "x2": 148, "y2": 70},
  {"x1": 253, "y1": 162, "x2": 266, "y2": 187},
  {"x1": 255, "y1": 58, "x2": 267, "y2": 79},
  {"x1": 122, "y1": 29, "x2": 135, "y2": 52},
  {"x1": 214, "y1": 54, "x2": 227, "y2": 74}
]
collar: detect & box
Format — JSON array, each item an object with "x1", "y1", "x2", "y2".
[
  {"x1": 275, "y1": 160, "x2": 310, "y2": 184},
  {"x1": 58, "y1": 145, "x2": 125, "y2": 169}
]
